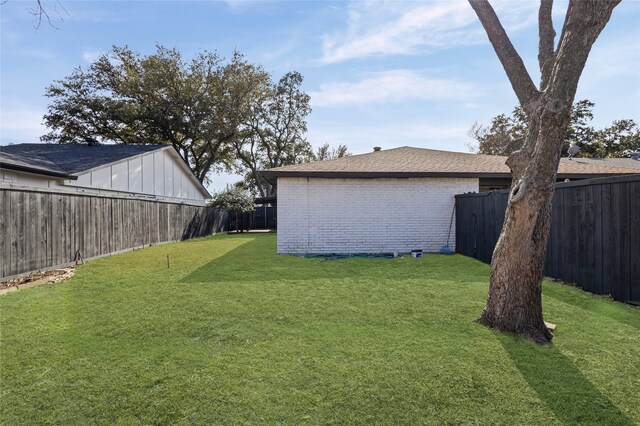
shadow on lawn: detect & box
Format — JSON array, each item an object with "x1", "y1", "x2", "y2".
[
  {"x1": 181, "y1": 236, "x2": 348, "y2": 283},
  {"x1": 498, "y1": 334, "x2": 634, "y2": 425},
  {"x1": 180, "y1": 235, "x2": 434, "y2": 283}
]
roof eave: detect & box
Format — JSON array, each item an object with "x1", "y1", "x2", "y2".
[
  {"x1": 0, "y1": 162, "x2": 77, "y2": 180},
  {"x1": 260, "y1": 170, "x2": 639, "y2": 184},
  {"x1": 259, "y1": 171, "x2": 511, "y2": 179}
]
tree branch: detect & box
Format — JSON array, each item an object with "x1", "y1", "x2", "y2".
[
  {"x1": 538, "y1": 0, "x2": 555, "y2": 90},
  {"x1": 468, "y1": 0, "x2": 539, "y2": 110},
  {"x1": 547, "y1": 0, "x2": 620, "y2": 110}
]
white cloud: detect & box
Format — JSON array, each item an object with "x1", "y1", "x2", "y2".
[
  {"x1": 0, "y1": 109, "x2": 47, "y2": 144},
  {"x1": 309, "y1": 70, "x2": 478, "y2": 107},
  {"x1": 580, "y1": 33, "x2": 640, "y2": 86},
  {"x1": 321, "y1": 0, "x2": 539, "y2": 63},
  {"x1": 1, "y1": 28, "x2": 22, "y2": 47},
  {"x1": 7, "y1": 48, "x2": 55, "y2": 60},
  {"x1": 82, "y1": 49, "x2": 105, "y2": 63},
  {"x1": 1, "y1": 110, "x2": 44, "y2": 131}
]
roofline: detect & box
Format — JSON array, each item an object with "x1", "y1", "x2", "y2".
[
  {"x1": 0, "y1": 162, "x2": 77, "y2": 180},
  {"x1": 72, "y1": 145, "x2": 210, "y2": 198},
  {"x1": 72, "y1": 144, "x2": 168, "y2": 175},
  {"x1": 259, "y1": 170, "x2": 638, "y2": 184}
]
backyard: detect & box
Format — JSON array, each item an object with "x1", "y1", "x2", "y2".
[{"x1": 1, "y1": 233, "x2": 638, "y2": 425}]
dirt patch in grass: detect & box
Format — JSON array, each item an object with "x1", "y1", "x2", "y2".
[{"x1": 0, "y1": 267, "x2": 75, "y2": 293}]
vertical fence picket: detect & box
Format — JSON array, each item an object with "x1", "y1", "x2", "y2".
[
  {"x1": 455, "y1": 175, "x2": 640, "y2": 303},
  {"x1": 0, "y1": 189, "x2": 227, "y2": 279}
]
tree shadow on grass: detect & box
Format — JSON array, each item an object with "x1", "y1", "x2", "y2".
[
  {"x1": 180, "y1": 237, "x2": 389, "y2": 283},
  {"x1": 497, "y1": 333, "x2": 634, "y2": 425},
  {"x1": 180, "y1": 235, "x2": 439, "y2": 284}
]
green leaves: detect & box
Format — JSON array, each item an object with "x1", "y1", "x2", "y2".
[
  {"x1": 232, "y1": 71, "x2": 314, "y2": 197},
  {"x1": 208, "y1": 186, "x2": 254, "y2": 213},
  {"x1": 469, "y1": 99, "x2": 640, "y2": 158},
  {"x1": 42, "y1": 46, "x2": 271, "y2": 184}
]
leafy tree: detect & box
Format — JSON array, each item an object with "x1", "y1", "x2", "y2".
[
  {"x1": 469, "y1": 0, "x2": 620, "y2": 344},
  {"x1": 232, "y1": 71, "x2": 314, "y2": 197},
  {"x1": 470, "y1": 100, "x2": 639, "y2": 159},
  {"x1": 581, "y1": 119, "x2": 640, "y2": 158},
  {"x1": 209, "y1": 186, "x2": 254, "y2": 233},
  {"x1": 43, "y1": 45, "x2": 269, "y2": 184},
  {"x1": 468, "y1": 100, "x2": 600, "y2": 156},
  {"x1": 314, "y1": 143, "x2": 351, "y2": 161}
]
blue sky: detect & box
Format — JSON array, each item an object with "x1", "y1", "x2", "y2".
[{"x1": 2, "y1": 0, "x2": 639, "y2": 191}]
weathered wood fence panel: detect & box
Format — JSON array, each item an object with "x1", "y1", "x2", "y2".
[
  {"x1": 455, "y1": 175, "x2": 640, "y2": 304},
  {"x1": 0, "y1": 188, "x2": 227, "y2": 278}
]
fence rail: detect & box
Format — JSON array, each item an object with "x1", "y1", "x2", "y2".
[
  {"x1": 0, "y1": 188, "x2": 227, "y2": 279},
  {"x1": 455, "y1": 175, "x2": 640, "y2": 304}
]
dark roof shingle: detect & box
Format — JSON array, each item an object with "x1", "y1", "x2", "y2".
[{"x1": 0, "y1": 143, "x2": 166, "y2": 177}]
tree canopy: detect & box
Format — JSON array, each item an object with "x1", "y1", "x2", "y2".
[
  {"x1": 43, "y1": 45, "x2": 269, "y2": 184},
  {"x1": 43, "y1": 45, "x2": 349, "y2": 194},
  {"x1": 209, "y1": 186, "x2": 254, "y2": 213},
  {"x1": 314, "y1": 143, "x2": 351, "y2": 161},
  {"x1": 232, "y1": 71, "x2": 314, "y2": 197},
  {"x1": 468, "y1": 100, "x2": 640, "y2": 158}
]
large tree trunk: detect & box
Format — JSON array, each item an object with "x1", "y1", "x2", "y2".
[
  {"x1": 469, "y1": 0, "x2": 620, "y2": 343},
  {"x1": 478, "y1": 111, "x2": 567, "y2": 343}
]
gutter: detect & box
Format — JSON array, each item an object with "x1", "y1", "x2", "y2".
[
  {"x1": 0, "y1": 162, "x2": 77, "y2": 180},
  {"x1": 259, "y1": 170, "x2": 639, "y2": 186}
]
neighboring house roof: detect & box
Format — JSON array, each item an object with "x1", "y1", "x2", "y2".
[
  {"x1": 260, "y1": 146, "x2": 640, "y2": 182},
  {"x1": 0, "y1": 143, "x2": 165, "y2": 178},
  {"x1": 0, "y1": 149, "x2": 72, "y2": 179},
  {"x1": 567, "y1": 157, "x2": 640, "y2": 169},
  {"x1": 0, "y1": 143, "x2": 210, "y2": 198}
]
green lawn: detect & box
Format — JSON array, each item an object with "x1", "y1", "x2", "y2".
[{"x1": 1, "y1": 234, "x2": 638, "y2": 425}]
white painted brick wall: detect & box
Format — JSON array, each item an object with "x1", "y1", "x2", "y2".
[{"x1": 277, "y1": 177, "x2": 479, "y2": 254}]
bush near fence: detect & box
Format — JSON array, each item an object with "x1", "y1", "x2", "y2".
[
  {"x1": 455, "y1": 174, "x2": 640, "y2": 304},
  {"x1": 0, "y1": 188, "x2": 227, "y2": 279}
]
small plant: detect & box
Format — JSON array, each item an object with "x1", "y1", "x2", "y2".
[{"x1": 209, "y1": 187, "x2": 254, "y2": 232}]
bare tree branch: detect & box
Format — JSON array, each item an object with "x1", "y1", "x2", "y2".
[
  {"x1": 547, "y1": 0, "x2": 621, "y2": 109},
  {"x1": 538, "y1": 0, "x2": 555, "y2": 90},
  {"x1": 16, "y1": 0, "x2": 69, "y2": 29},
  {"x1": 468, "y1": 0, "x2": 540, "y2": 111}
]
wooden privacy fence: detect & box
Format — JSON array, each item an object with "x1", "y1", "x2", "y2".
[
  {"x1": 455, "y1": 174, "x2": 640, "y2": 304},
  {"x1": 0, "y1": 188, "x2": 228, "y2": 279},
  {"x1": 229, "y1": 206, "x2": 277, "y2": 231}
]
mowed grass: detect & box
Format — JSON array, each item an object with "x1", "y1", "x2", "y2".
[{"x1": 1, "y1": 234, "x2": 639, "y2": 425}]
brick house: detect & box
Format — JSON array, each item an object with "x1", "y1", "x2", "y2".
[{"x1": 260, "y1": 146, "x2": 639, "y2": 255}]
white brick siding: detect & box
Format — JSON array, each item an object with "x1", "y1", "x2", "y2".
[{"x1": 277, "y1": 177, "x2": 479, "y2": 254}]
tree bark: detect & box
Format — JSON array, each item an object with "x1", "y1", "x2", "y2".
[{"x1": 469, "y1": 0, "x2": 620, "y2": 343}]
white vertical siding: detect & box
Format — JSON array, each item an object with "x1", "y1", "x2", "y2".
[
  {"x1": 142, "y1": 154, "x2": 154, "y2": 194},
  {"x1": 173, "y1": 162, "x2": 182, "y2": 198},
  {"x1": 128, "y1": 157, "x2": 143, "y2": 193},
  {"x1": 277, "y1": 177, "x2": 479, "y2": 254},
  {"x1": 76, "y1": 173, "x2": 91, "y2": 187},
  {"x1": 111, "y1": 162, "x2": 128, "y2": 191},
  {"x1": 92, "y1": 167, "x2": 111, "y2": 189},
  {"x1": 13, "y1": 147, "x2": 207, "y2": 203},
  {"x1": 164, "y1": 154, "x2": 174, "y2": 197}
]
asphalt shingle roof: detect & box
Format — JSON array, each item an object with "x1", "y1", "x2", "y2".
[
  {"x1": 260, "y1": 146, "x2": 640, "y2": 180},
  {"x1": 0, "y1": 143, "x2": 167, "y2": 178}
]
